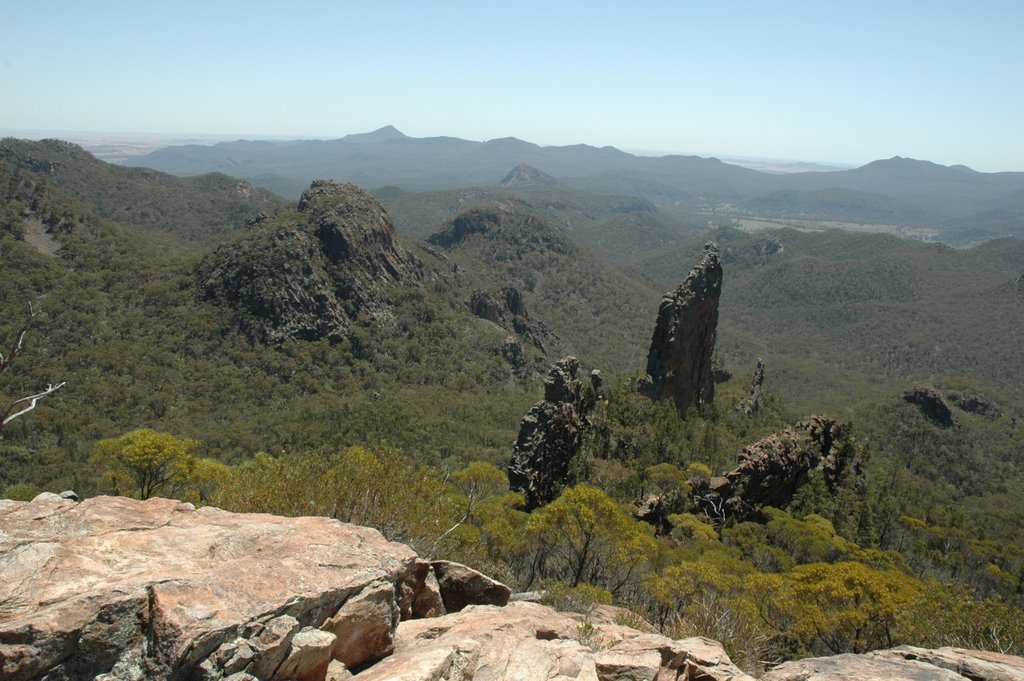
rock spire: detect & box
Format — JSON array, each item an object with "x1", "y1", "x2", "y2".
[
  {"x1": 642, "y1": 242, "x2": 723, "y2": 417},
  {"x1": 508, "y1": 357, "x2": 596, "y2": 510}
]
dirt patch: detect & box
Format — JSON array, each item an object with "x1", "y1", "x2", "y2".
[{"x1": 22, "y1": 217, "x2": 59, "y2": 256}]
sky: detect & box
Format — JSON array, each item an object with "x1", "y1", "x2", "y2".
[{"x1": 2, "y1": 1, "x2": 1022, "y2": 171}]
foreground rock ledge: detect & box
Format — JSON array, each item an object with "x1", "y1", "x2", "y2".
[
  {"x1": 0, "y1": 494, "x2": 418, "y2": 680},
  {"x1": 763, "y1": 646, "x2": 1024, "y2": 681},
  {"x1": 4, "y1": 495, "x2": 1020, "y2": 681}
]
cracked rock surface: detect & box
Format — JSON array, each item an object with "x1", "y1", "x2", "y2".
[{"x1": 0, "y1": 494, "x2": 417, "y2": 680}]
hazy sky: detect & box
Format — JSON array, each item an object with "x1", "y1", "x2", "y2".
[{"x1": 2, "y1": 1, "x2": 1021, "y2": 171}]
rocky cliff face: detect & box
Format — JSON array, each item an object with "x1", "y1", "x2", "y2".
[
  {"x1": 641, "y1": 243, "x2": 723, "y2": 417},
  {"x1": 690, "y1": 416, "x2": 860, "y2": 524},
  {"x1": 198, "y1": 181, "x2": 419, "y2": 343},
  {"x1": 508, "y1": 357, "x2": 597, "y2": 510}
]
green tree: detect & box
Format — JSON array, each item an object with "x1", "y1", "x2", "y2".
[
  {"x1": 527, "y1": 484, "x2": 656, "y2": 595},
  {"x1": 92, "y1": 428, "x2": 199, "y2": 499}
]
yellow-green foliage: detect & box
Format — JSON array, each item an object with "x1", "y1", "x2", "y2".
[
  {"x1": 667, "y1": 513, "x2": 719, "y2": 543},
  {"x1": 899, "y1": 581, "x2": 1024, "y2": 654},
  {"x1": 756, "y1": 561, "x2": 923, "y2": 655},
  {"x1": 543, "y1": 581, "x2": 613, "y2": 615},
  {"x1": 213, "y1": 446, "x2": 463, "y2": 554},
  {"x1": 527, "y1": 484, "x2": 657, "y2": 596},
  {"x1": 92, "y1": 428, "x2": 200, "y2": 500}
]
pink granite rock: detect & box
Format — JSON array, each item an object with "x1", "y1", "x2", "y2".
[{"x1": 0, "y1": 494, "x2": 417, "y2": 680}]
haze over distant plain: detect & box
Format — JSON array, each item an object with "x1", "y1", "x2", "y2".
[{"x1": 2, "y1": 0, "x2": 1021, "y2": 172}]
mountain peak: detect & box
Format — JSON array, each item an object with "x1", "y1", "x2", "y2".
[
  {"x1": 341, "y1": 125, "x2": 408, "y2": 143},
  {"x1": 498, "y1": 163, "x2": 560, "y2": 187}
]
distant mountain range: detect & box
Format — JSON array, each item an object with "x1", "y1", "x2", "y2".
[{"x1": 122, "y1": 126, "x2": 1024, "y2": 244}]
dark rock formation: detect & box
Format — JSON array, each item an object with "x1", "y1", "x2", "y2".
[
  {"x1": 753, "y1": 238, "x2": 784, "y2": 256},
  {"x1": 468, "y1": 286, "x2": 557, "y2": 354},
  {"x1": 736, "y1": 358, "x2": 766, "y2": 415},
  {"x1": 947, "y1": 388, "x2": 1000, "y2": 419},
  {"x1": 690, "y1": 416, "x2": 860, "y2": 524},
  {"x1": 430, "y1": 560, "x2": 512, "y2": 613},
  {"x1": 711, "y1": 362, "x2": 733, "y2": 384},
  {"x1": 500, "y1": 337, "x2": 530, "y2": 380},
  {"x1": 508, "y1": 357, "x2": 595, "y2": 510},
  {"x1": 426, "y1": 202, "x2": 573, "y2": 257},
  {"x1": 641, "y1": 243, "x2": 723, "y2": 417},
  {"x1": 903, "y1": 386, "x2": 955, "y2": 428},
  {"x1": 426, "y1": 208, "x2": 501, "y2": 249},
  {"x1": 197, "y1": 181, "x2": 419, "y2": 343}
]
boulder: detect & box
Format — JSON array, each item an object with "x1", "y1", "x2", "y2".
[
  {"x1": 430, "y1": 560, "x2": 512, "y2": 613},
  {"x1": 763, "y1": 646, "x2": 1024, "y2": 681},
  {"x1": 399, "y1": 560, "x2": 446, "y2": 621},
  {"x1": 0, "y1": 494, "x2": 417, "y2": 680},
  {"x1": 874, "y1": 646, "x2": 1024, "y2": 681},
  {"x1": 641, "y1": 243, "x2": 723, "y2": 417}
]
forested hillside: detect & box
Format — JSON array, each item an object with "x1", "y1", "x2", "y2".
[{"x1": 2, "y1": 139, "x2": 1022, "y2": 672}]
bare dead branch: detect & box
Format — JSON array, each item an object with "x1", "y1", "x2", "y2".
[
  {"x1": 1, "y1": 381, "x2": 66, "y2": 428},
  {"x1": 1, "y1": 303, "x2": 37, "y2": 378}
]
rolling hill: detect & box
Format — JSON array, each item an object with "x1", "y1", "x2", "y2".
[{"x1": 123, "y1": 127, "x2": 1024, "y2": 244}]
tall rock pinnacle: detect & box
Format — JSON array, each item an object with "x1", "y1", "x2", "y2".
[
  {"x1": 642, "y1": 242, "x2": 723, "y2": 417},
  {"x1": 508, "y1": 357, "x2": 596, "y2": 510}
]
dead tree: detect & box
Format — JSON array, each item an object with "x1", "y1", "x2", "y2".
[{"x1": 0, "y1": 303, "x2": 65, "y2": 431}]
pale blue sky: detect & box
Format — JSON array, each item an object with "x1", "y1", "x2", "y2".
[{"x1": 2, "y1": 1, "x2": 1021, "y2": 171}]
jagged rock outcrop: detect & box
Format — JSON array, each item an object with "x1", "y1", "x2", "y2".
[
  {"x1": 640, "y1": 243, "x2": 723, "y2": 417},
  {"x1": 947, "y1": 388, "x2": 1001, "y2": 419},
  {"x1": 763, "y1": 646, "x2": 1024, "y2": 681},
  {"x1": 508, "y1": 357, "x2": 596, "y2": 510},
  {"x1": 197, "y1": 180, "x2": 419, "y2": 343},
  {"x1": 468, "y1": 286, "x2": 558, "y2": 354},
  {"x1": 903, "y1": 385, "x2": 955, "y2": 428},
  {"x1": 690, "y1": 416, "x2": 859, "y2": 524},
  {"x1": 736, "y1": 358, "x2": 765, "y2": 415}
]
